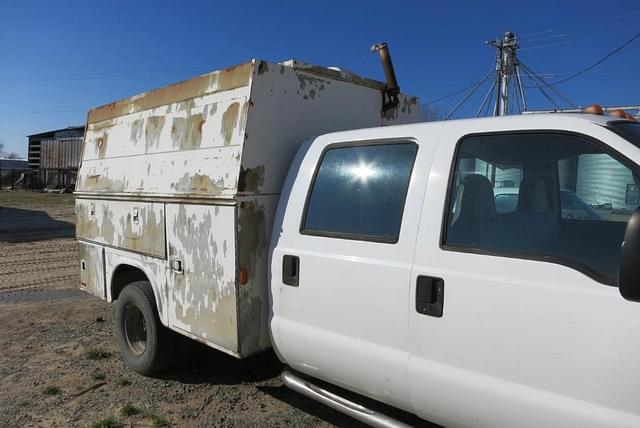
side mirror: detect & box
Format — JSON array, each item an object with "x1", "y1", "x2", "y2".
[{"x1": 619, "y1": 208, "x2": 640, "y2": 301}]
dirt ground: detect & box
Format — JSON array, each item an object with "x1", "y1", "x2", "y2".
[{"x1": 0, "y1": 191, "x2": 373, "y2": 428}]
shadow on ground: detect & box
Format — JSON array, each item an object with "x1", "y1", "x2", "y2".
[
  {"x1": 160, "y1": 345, "x2": 283, "y2": 385},
  {"x1": 161, "y1": 345, "x2": 436, "y2": 427},
  {"x1": 160, "y1": 346, "x2": 370, "y2": 427},
  {"x1": 0, "y1": 206, "x2": 74, "y2": 242}
]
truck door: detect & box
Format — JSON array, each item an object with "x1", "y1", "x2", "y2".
[
  {"x1": 409, "y1": 130, "x2": 640, "y2": 427},
  {"x1": 272, "y1": 137, "x2": 434, "y2": 412}
]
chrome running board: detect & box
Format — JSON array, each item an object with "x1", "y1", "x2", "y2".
[{"x1": 281, "y1": 370, "x2": 413, "y2": 428}]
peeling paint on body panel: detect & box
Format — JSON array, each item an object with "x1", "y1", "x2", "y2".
[
  {"x1": 296, "y1": 72, "x2": 329, "y2": 101},
  {"x1": 237, "y1": 165, "x2": 265, "y2": 193},
  {"x1": 77, "y1": 144, "x2": 242, "y2": 197},
  {"x1": 236, "y1": 196, "x2": 277, "y2": 355},
  {"x1": 145, "y1": 116, "x2": 166, "y2": 152},
  {"x1": 166, "y1": 204, "x2": 238, "y2": 352},
  {"x1": 97, "y1": 133, "x2": 108, "y2": 159},
  {"x1": 76, "y1": 199, "x2": 166, "y2": 258},
  {"x1": 87, "y1": 61, "x2": 254, "y2": 124},
  {"x1": 170, "y1": 113, "x2": 205, "y2": 150},
  {"x1": 221, "y1": 102, "x2": 240, "y2": 145},
  {"x1": 78, "y1": 242, "x2": 105, "y2": 299},
  {"x1": 130, "y1": 118, "x2": 143, "y2": 144},
  {"x1": 172, "y1": 172, "x2": 225, "y2": 195}
]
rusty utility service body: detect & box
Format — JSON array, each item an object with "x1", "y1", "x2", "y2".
[
  {"x1": 76, "y1": 54, "x2": 640, "y2": 427},
  {"x1": 75, "y1": 59, "x2": 419, "y2": 362}
]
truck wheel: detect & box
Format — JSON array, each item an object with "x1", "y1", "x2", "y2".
[{"x1": 115, "y1": 281, "x2": 174, "y2": 375}]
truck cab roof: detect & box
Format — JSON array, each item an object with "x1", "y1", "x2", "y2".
[{"x1": 311, "y1": 113, "x2": 636, "y2": 147}]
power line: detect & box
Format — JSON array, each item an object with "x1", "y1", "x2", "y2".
[
  {"x1": 422, "y1": 82, "x2": 481, "y2": 106},
  {"x1": 0, "y1": 109, "x2": 86, "y2": 115},
  {"x1": 423, "y1": 60, "x2": 494, "y2": 106},
  {"x1": 532, "y1": 30, "x2": 640, "y2": 88},
  {"x1": 518, "y1": 10, "x2": 640, "y2": 41}
]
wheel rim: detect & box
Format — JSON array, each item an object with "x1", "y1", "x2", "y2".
[{"x1": 123, "y1": 303, "x2": 147, "y2": 356}]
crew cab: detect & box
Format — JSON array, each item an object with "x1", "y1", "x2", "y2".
[{"x1": 270, "y1": 113, "x2": 640, "y2": 427}]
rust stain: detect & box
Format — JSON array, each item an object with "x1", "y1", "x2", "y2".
[
  {"x1": 75, "y1": 202, "x2": 100, "y2": 239},
  {"x1": 236, "y1": 199, "x2": 269, "y2": 355},
  {"x1": 78, "y1": 199, "x2": 165, "y2": 257},
  {"x1": 87, "y1": 118, "x2": 116, "y2": 133},
  {"x1": 177, "y1": 99, "x2": 195, "y2": 112},
  {"x1": 145, "y1": 116, "x2": 165, "y2": 152},
  {"x1": 237, "y1": 200, "x2": 265, "y2": 280},
  {"x1": 78, "y1": 174, "x2": 125, "y2": 193},
  {"x1": 96, "y1": 133, "x2": 108, "y2": 159},
  {"x1": 186, "y1": 114, "x2": 205, "y2": 149},
  {"x1": 170, "y1": 114, "x2": 205, "y2": 150},
  {"x1": 172, "y1": 173, "x2": 225, "y2": 195},
  {"x1": 78, "y1": 243, "x2": 103, "y2": 297},
  {"x1": 130, "y1": 119, "x2": 143, "y2": 144},
  {"x1": 237, "y1": 165, "x2": 265, "y2": 193},
  {"x1": 87, "y1": 62, "x2": 253, "y2": 124},
  {"x1": 100, "y1": 204, "x2": 115, "y2": 244},
  {"x1": 117, "y1": 206, "x2": 164, "y2": 256},
  {"x1": 171, "y1": 117, "x2": 186, "y2": 147},
  {"x1": 221, "y1": 102, "x2": 240, "y2": 145},
  {"x1": 217, "y1": 62, "x2": 253, "y2": 92},
  {"x1": 170, "y1": 205, "x2": 237, "y2": 349}
]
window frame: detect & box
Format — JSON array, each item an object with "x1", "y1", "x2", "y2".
[
  {"x1": 439, "y1": 129, "x2": 640, "y2": 287},
  {"x1": 299, "y1": 138, "x2": 418, "y2": 244}
]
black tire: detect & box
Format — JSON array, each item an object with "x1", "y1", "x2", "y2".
[{"x1": 115, "y1": 281, "x2": 174, "y2": 375}]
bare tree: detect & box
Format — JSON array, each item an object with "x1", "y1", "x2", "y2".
[{"x1": 0, "y1": 137, "x2": 22, "y2": 159}]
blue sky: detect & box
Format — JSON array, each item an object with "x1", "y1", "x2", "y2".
[{"x1": 1, "y1": 0, "x2": 638, "y2": 157}]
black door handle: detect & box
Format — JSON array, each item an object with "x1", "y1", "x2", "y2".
[
  {"x1": 416, "y1": 275, "x2": 444, "y2": 317},
  {"x1": 282, "y1": 255, "x2": 299, "y2": 287}
]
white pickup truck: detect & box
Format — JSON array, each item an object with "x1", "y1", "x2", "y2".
[{"x1": 76, "y1": 56, "x2": 640, "y2": 427}]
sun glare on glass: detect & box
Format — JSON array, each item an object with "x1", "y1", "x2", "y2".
[{"x1": 350, "y1": 162, "x2": 377, "y2": 182}]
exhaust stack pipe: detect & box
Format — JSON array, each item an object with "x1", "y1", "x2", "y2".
[{"x1": 371, "y1": 42, "x2": 400, "y2": 112}]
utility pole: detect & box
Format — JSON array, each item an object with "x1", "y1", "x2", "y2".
[
  {"x1": 486, "y1": 31, "x2": 523, "y2": 116},
  {"x1": 447, "y1": 30, "x2": 577, "y2": 120}
]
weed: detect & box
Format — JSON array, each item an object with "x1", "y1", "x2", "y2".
[
  {"x1": 148, "y1": 413, "x2": 170, "y2": 427},
  {"x1": 43, "y1": 386, "x2": 61, "y2": 396},
  {"x1": 116, "y1": 377, "x2": 131, "y2": 386},
  {"x1": 85, "y1": 349, "x2": 111, "y2": 360},
  {"x1": 91, "y1": 416, "x2": 121, "y2": 428},
  {"x1": 91, "y1": 370, "x2": 106, "y2": 381},
  {"x1": 121, "y1": 404, "x2": 140, "y2": 417}
]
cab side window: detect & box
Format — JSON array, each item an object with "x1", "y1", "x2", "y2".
[
  {"x1": 302, "y1": 142, "x2": 417, "y2": 243},
  {"x1": 444, "y1": 133, "x2": 640, "y2": 284}
]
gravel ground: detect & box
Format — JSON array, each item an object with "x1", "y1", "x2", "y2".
[{"x1": 0, "y1": 191, "x2": 371, "y2": 428}]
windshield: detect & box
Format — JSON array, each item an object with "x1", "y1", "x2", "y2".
[{"x1": 608, "y1": 121, "x2": 640, "y2": 147}]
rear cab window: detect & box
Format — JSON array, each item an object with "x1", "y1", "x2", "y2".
[{"x1": 301, "y1": 141, "x2": 417, "y2": 243}]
